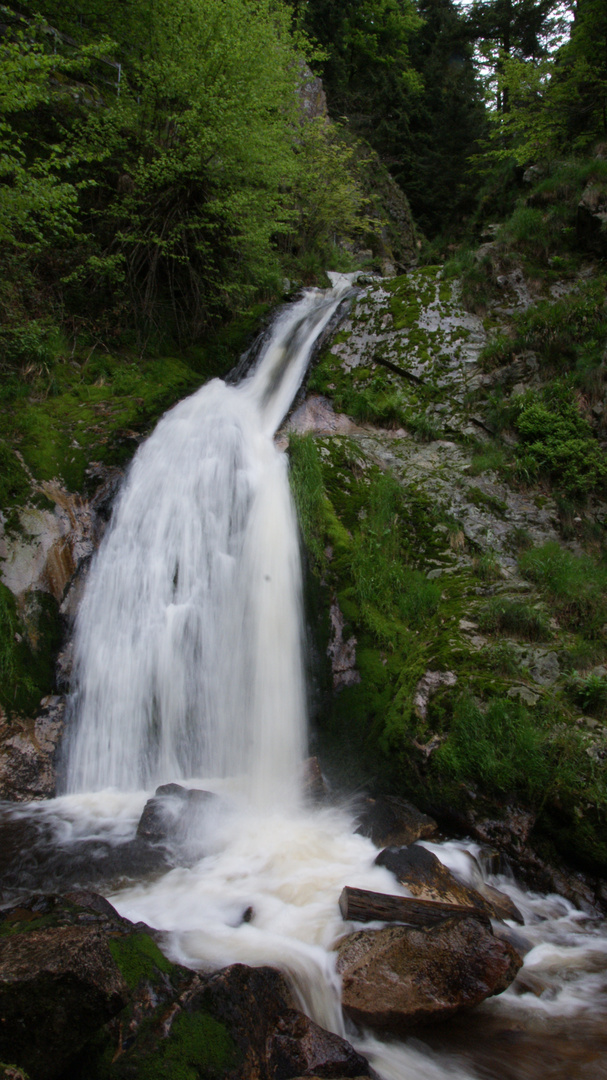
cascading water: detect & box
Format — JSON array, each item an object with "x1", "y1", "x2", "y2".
[
  {"x1": 3, "y1": 275, "x2": 607, "y2": 1080},
  {"x1": 64, "y1": 277, "x2": 353, "y2": 802}
]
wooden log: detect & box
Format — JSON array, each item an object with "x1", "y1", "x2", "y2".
[{"x1": 338, "y1": 886, "x2": 491, "y2": 929}]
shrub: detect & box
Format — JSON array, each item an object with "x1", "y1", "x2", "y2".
[
  {"x1": 434, "y1": 695, "x2": 550, "y2": 798},
  {"x1": 513, "y1": 382, "x2": 607, "y2": 496},
  {"x1": 568, "y1": 672, "x2": 607, "y2": 718},
  {"x1": 499, "y1": 204, "x2": 550, "y2": 260},
  {"x1": 519, "y1": 541, "x2": 607, "y2": 637}
]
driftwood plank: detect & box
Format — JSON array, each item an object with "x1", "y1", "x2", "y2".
[{"x1": 339, "y1": 886, "x2": 491, "y2": 928}]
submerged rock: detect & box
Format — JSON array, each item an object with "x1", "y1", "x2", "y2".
[
  {"x1": 136, "y1": 784, "x2": 218, "y2": 849},
  {"x1": 336, "y1": 917, "x2": 523, "y2": 1031}
]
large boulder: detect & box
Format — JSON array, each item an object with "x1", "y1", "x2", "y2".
[
  {"x1": 0, "y1": 895, "x2": 372, "y2": 1080},
  {"x1": 336, "y1": 917, "x2": 523, "y2": 1031},
  {"x1": 0, "y1": 910, "x2": 128, "y2": 1079},
  {"x1": 136, "y1": 782, "x2": 218, "y2": 859}
]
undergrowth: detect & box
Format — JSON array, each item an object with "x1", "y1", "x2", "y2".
[{"x1": 519, "y1": 542, "x2": 607, "y2": 638}]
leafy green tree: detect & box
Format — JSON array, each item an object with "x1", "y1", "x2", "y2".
[
  {"x1": 398, "y1": 0, "x2": 487, "y2": 235},
  {"x1": 300, "y1": 0, "x2": 422, "y2": 144},
  {"x1": 3, "y1": 0, "x2": 371, "y2": 345},
  {"x1": 0, "y1": 22, "x2": 113, "y2": 249},
  {"x1": 467, "y1": 0, "x2": 568, "y2": 113}
]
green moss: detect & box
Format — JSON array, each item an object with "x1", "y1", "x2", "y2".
[
  {"x1": 107, "y1": 933, "x2": 174, "y2": 990},
  {"x1": 134, "y1": 1011, "x2": 240, "y2": 1080},
  {"x1": 2, "y1": 355, "x2": 201, "y2": 492},
  {"x1": 0, "y1": 442, "x2": 31, "y2": 525}
]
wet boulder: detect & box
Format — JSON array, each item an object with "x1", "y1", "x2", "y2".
[
  {"x1": 0, "y1": 804, "x2": 172, "y2": 901},
  {"x1": 336, "y1": 917, "x2": 523, "y2": 1031},
  {"x1": 0, "y1": 899, "x2": 129, "y2": 1080},
  {"x1": 267, "y1": 1008, "x2": 371, "y2": 1079},
  {"x1": 479, "y1": 882, "x2": 525, "y2": 925},
  {"x1": 355, "y1": 796, "x2": 438, "y2": 848}
]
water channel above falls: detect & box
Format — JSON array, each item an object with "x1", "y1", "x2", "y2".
[{"x1": 2, "y1": 277, "x2": 607, "y2": 1079}]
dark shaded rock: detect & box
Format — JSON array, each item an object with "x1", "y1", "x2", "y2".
[
  {"x1": 467, "y1": 808, "x2": 536, "y2": 861},
  {"x1": 577, "y1": 183, "x2": 607, "y2": 255},
  {"x1": 0, "y1": 922, "x2": 128, "y2": 1080},
  {"x1": 374, "y1": 844, "x2": 524, "y2": 924},
  {"x1": 197, "y1": 964, "x2": 296, "y2": 1063},
  {"x1": 269, "y1": 1009, "x2": 370, "y2": 1079},
  {"x1": 336, "y1": 918, "x2": 523, "y2": 1032},
  {"x1": 302, "y1": 756, "x2": 329, "y2": 802},
  {"x1": 195, "y1": 965, "x2": 371, "y2": 1080},
  {"x1": 0, "y1": 893, "x2": 205, "y2": 1080},
  {"x1": 355, "y1": 796, "x2": 438, "y2": 848},
  {"x1": 0, "y1": 803, "x2": 172, "y2": 906},
  {"x1": 154, "y1": 782, "x2": 187, "y2": 797}
]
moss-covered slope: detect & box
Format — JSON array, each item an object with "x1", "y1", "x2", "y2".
[{"x1": 288, "y1": 261, "x2": 607, "y2": 877}]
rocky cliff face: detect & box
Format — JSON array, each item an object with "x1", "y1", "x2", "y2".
[{"x1": 0, "y1": 467, "x2": 122, "y2": 799}]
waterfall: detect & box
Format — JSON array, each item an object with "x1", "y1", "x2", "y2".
[
  {"x1": 64, "y1": 275, "x2": 355, "y2": 801},
  {"x1": 6, "y1": 273, "x2": 606, "y2": 1080}
]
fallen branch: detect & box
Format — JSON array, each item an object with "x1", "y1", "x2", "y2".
[{"x1": 372, "y1": 353, "x2": 422, "y2": 384}]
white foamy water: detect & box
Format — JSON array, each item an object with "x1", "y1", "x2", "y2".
[{"x1": 45, "y1": 273, "x2": 607, "y2": 1080}]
